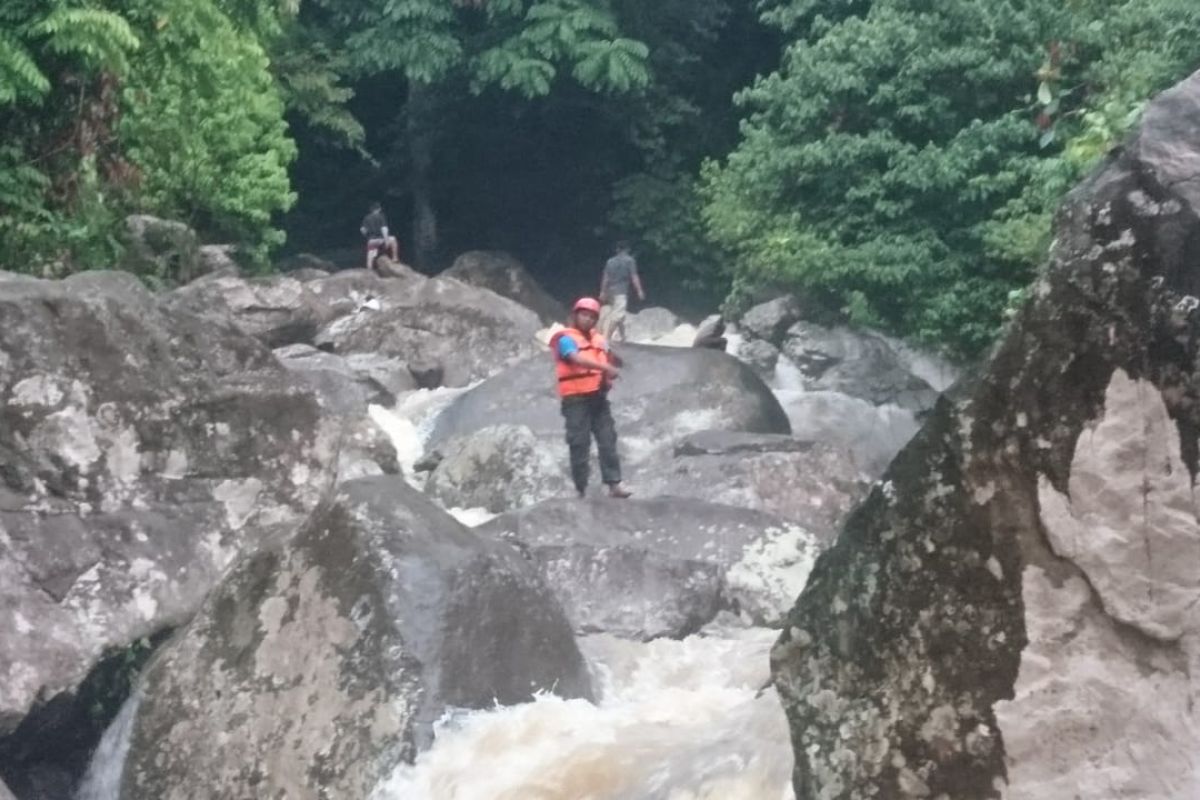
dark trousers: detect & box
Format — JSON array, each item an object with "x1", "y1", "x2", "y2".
[{"x1": 561, "y1": 391, "x2": 622, "y2": 493}]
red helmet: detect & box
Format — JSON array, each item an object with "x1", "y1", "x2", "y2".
[{"x1": 573, "y1": 297, "x2": 601, "y2": 314}]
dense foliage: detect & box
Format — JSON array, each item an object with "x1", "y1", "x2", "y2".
[
  {"x1": 0, "y1": 0, "x2": 296, "y2": 275},
  {"x1": 1, "y1": 0, "x2": 1197, "y2": 353},
  {"x1": 704, "y1": 0, "x2": 1200, "y2": 357}
]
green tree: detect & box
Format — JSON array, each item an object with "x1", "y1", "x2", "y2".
[
  {"x1": 0, "y1": 0, "x2": 297, "y2": 277},
  {"x1": 705, "y1": 0, "x2": 1200, "y2": 358}
]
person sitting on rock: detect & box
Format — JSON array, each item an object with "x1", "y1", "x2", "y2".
[
  {"x1": 360, "y1": 201, "x2": 399, "y2": 269},
  {"x1": 549, "y1": 297, "x2": 632, "y2": 499}
]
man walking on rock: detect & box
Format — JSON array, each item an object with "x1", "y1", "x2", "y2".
[
  {"x1": 550, "y1": 297, "x2": 632, "y2": 499},
  {"x1": 599, "y1": 241, "x2": 645, "y2": 342}
]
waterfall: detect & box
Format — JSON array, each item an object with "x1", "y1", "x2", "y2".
[
  {"x1": 74, "y1": 690, "x2": 142, "y2": 800},
  {"x1": 370, "y1": 627, "x2": 795, "y2": 800}
]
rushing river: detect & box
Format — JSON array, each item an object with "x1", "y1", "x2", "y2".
[
  {"x1": 78, "y1": 322, "x2": 946, "y2": 800},
  {"x1": 371, "y1": 626, "x2": 794, "y2": 800}
]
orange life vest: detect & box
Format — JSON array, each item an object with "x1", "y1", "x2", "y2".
[{"x1": 550, "y1": 327, "x2": 610, "y2": 398}]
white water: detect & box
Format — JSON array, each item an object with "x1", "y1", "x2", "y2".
[
  {"x1": 75, "y1": 690, "x2": 142, "y2": 800},
  {"x1": 371, "y1": 627, "x2": 794, "y2": 800},
  {"x1": 368, "y1": 385, "x2": 474, "y2": 482}
]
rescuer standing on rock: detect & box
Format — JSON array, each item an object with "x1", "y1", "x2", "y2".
[{"x1": 549, "y1": 297, "x2": 633, "y2": 499}]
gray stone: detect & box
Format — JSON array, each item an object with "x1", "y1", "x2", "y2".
[
  {"x1": 0, "y1": 778, "x2": 14, "y2": 800},
  {"x1": 442, "y1": 250, "x2": 566, "y2": 324},
  {"x1": 481, "y1": 496, "x2": 820, "y2": 637},
  {"x1": 119, "y1": 215, "x2": 203, "y2": 285},
  {"x1": 164, "y1": 272, "x2": 330, "y2": 348},
  {"x1": 344, "y1": 353, "x2": 418, "y2": 399},
  {"x1": 779, "y1": 388, "x2": 922, "y2": 476},
  {"x1": 122, "y1": 477, "x2": 591, "y2": 799},
  {"x1": 430, "y1": 343, "x2": 790, "y2": 454},
  {"x1": 643, "y1": 432, "x2": 870, "y2": 545},
  {"x1": 736, "y1": 338, "x2": 780, "y2": 377},
  {"x1": 278, "y1": 252, "x2": 336, "y2": 275},
  {"x1": 425, "y1": 425, "x2": 568, "y2": 513},
  {"x1": 739, "y1": 296, "x2": 803, "y2": 345},
  {"x1": 273, "y1": 344, "x2": 372, "y2": 415},
  {"x1": 671, "y1": 430, "x2": 810, "y2": 458},
  {"x1": 625, "y1": 306, "x2": 682, "y2": 343},
  {"x1": 312, "y1": 275, "x2": 543, "y2": 387},
  {"x1": 287, "y1": 266, "x2": 332, "y2": 282},
  {"x1": 771, "y1": 70, "x2": 1200, "y2": 800},
  {"x1": 0, "y1": 271, "x2": 337, "y2": 738},
  {"x1": 196, "y1": 244, "x2": 240, "y2": 277},
  {"x1": 692, "y1": 314, "x2": 727, "y2": 350},
  {"x1": 336, "y1": 418, "x2": 401, "y2": 481},
  {"x1": 782, "y1": 321, "x2": 939, "y2": 411}
]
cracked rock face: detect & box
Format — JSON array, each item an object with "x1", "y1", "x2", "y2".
[
  {"x1": 771, "y1": 71, "x2": 1200, "y2": 799},
  {"x1": 121, "y1": 477, "x2": 591, "y2": 799},
  {"x1": 0, "y1": 271, "x2": 338, "y2": 736}
]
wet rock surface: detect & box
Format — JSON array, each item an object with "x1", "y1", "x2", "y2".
[
  {"x1": 771, "y1": 71, "x2": 1200, "y2": 800},
  {"x1": 425, "y1": 424, "x2": 568, "y2": 514},
  {"x1": 641, "y1": 433, "x2": 869, "y2": 544},
  {"x1": 429, "y1": 343, "x2": 790, "y2": 450},
  {"x1": 481, "y1": 496, "x2": 820, "y2": 637},
  {"x1": 624, "y1": 307, "x2": 682, "y2": 343},
  {"x1": 0, "y1": 271, "x2": 338, "y2": 790},
  {"x1": 739, "y1": 296, "x2": 804, "y2": 345},
  {"x1": 312, "y1": 274, "x2": 543, "y2": 387},
  {"x1": 781, "y1": 321, "x2": 939, "y2": 411},
  {"x1": 164, "y1": 271, "x2": 331, "y2": 349},
  {"x1": 441, "y1": 250, "x2": 565, "y2": 324},
  {"x1": 122, "y1": 477, "x2": 591, "y2": 799}
]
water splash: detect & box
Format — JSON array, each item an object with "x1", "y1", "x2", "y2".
[
  {"x1": 445, "y1": 506, "x2": 498, "y2": 527},
  {"x1": 370, "y1": 628, "x2": 794, "y2": 800},
  {"x1": 368, "y1": 385, "x2": 473, "y2": 480},
  {"x1": 75, "y1": 689, "x2": 142, "y2": 800}
]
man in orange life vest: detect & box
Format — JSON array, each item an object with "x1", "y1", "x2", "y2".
[{"x1": 549, "y1": 297, "x2": 633, "y2": 499}]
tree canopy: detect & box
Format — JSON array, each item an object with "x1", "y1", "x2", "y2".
[
  {"x1": 1, "y1": 0, "x2": 1197, "y2": 355},
  {"x1": 703, "y1": 0, "x2": 1200, "y2": 357}
]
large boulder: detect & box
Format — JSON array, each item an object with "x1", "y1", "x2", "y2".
[
  {"x1": 0, "y1": 272, "x2": 337, "y2": 782},
  {"x1": 638, "y1": 431, "x2": 870, "y2": 544},
  {"x1": 273, "y1": 344, "x2": 373, "y2": 415},
  {"x1": 442, "y1": 251, "x2": 565, "y2": 324},
  {"x1": 313, "y1": 275, "x2": 544, "y2": 387},
  {"x1": 736, "y1": 338, "x2": 781, "y2": 377},
  {"x1": 121, "y1": 477, "x2": 591, "y2": 799},
  {"x1": 482, "y1": 496, "x2": 820, "y2": 638},
  {"x1": 624, "y1": 306, "x2": 682, "y2": 343},
  {"x1": 119, "y1": 215, "x2": 203, "y2": 285},
  {"x1": 771, "y1": 71, "x2": 1200, "y2": 799},
  {"x1": 781, "y1": 321, "x2": 939, "y2": 411},
  {"x1": 424, "y1": 425, "x2": 568, "y2": 513},
  {"x1": 429, "y1": 343, "x2": 790, "y2": 454},
  {"x1": 164, "y1": 272, "x2": 330, "y2": 348},
  {"x1": 780, "y1": 388, "x2": 923, "y2": 476},
  {"x1": 739, "y1": 296, "x2": 804, "y2": 345}
]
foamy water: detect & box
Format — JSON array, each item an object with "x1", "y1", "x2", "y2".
[
  {"x1": 370, "y1": 627, "x2": 794, "y2": 800},
  {"x1": 368, "y1": 385, "x2": 474, "y2": 481},
  {"x1": 75, "y1": 689, "x2": 142, "y2": 800}
]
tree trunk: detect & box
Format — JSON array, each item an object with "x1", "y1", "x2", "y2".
[{"x1": 406, "y1": 81, "x2": 438, "y2": 270}]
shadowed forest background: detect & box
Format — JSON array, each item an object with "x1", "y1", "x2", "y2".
[{"x1": 3, "y1": 0, "x2": 1198, "y2": 357}]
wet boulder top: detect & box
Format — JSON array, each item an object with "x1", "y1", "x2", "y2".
[{"x1": 429, "y1": 342, "x2": 791, "y2": 447}]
